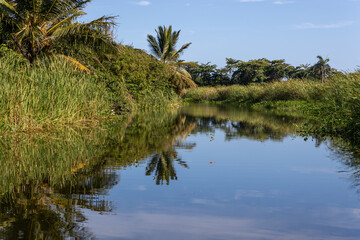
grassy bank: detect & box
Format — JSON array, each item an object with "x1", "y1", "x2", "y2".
[
  {"x1": 0, "y1": 44, "x2": 182, "y2": 133},
  {"x1": 183, "y1": 74, "x2": 360, "y2": 144},
  {"x1": 184, "y1": 79, "x2": 327, "y2": 103},
  {"x1": 0, "y1": 47, "x2": 110, "y2": 132}
]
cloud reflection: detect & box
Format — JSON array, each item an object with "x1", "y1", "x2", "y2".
[{"x1": 87, "y1": 210, "x2": 360, "y2": 240}]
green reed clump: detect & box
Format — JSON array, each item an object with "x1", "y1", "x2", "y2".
[
  {"x1": 0, "y1": 48, "x2": 110, "y2": 132},
  {"x1": 308, "y1": 73, "x2": 360, "y2": 143}
]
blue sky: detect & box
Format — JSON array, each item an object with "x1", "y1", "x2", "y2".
[{"x1": 83, "y1": 0, "x2": 360, "y2": 71}]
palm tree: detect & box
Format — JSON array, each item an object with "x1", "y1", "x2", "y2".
[
  {"x1": 312, "y1": 55, "x2": 331, "y2": 83},
  {"x1": 0, "y1": 0, "x2": 116, "y2": 69},
  {"x1": 147, "y1": 25, "x2": 197, "y2": 93}
]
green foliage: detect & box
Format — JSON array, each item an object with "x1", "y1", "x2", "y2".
[
  {"x1": 187, "y1": 56, "x2": 338, "y2": 86},
  {"x1": 232, "y1": 59, "x2": 292, "y2": 84},
  {"x1": 184, "y1": 79, "x2": 326, "y2": 103},
  {"x1": 311, "y1": 73, "x2": 360, "y2": 143},
  {"x1": 0, "y1": 0, "x2": 116, "y2": 63},
  {"x1": 147, "y1": 25, "x2": 197, "y2": 92},
  {"x1": 185, "y1": 63, "x2": 231, "y2": 86},
  {"x1": 310, "y1": 55, "x2": 332, "y2": 83},
  {"x1": 97, "y1": 45, "x2": 179, "y2": 110},
  {"x1": 184, "y1": 73, "x2": 360, "y2": 144},
  {"x1": 0, "y1": 45, "x2": 110, "y2": 132},
  {"x1": 147, "y1": 25, "x2": 191, "y2": 63}
]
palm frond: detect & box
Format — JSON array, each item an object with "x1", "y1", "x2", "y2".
[
  {"x1": 0, "y1": 0, "x2": 18, "y2": 14},
  {"x1": 168, "y1": 64, "x2": 197, "y2": 93},
  {"x1": 58, "y1": 54, "x2": 90, "y2": 72},
  {"x1": 147, "y1": 25, "x2": 192, "y2": 63},
  {"x1": 147, "y1": 34, "x2": 161, "y2": 58},
  {"x1": 170, "y1": 42, "x2": 191, "y2": 61},
  {"x1": 0, "y1": 0, "x2": 117, "y2": 63}
]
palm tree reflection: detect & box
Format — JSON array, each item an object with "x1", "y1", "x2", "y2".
[{"x1": 146, "y1": 147, "x2": 189, "y2": 185}]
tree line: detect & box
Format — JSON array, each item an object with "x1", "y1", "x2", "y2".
[{"x1": 185, "y1": 56, "x2": 335, "y2": 86}]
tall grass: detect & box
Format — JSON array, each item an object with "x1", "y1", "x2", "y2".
[
  {"x1": 0, "y1": 50, "x2": 110, "y2": 132},
  {"x1": 184, "y1": 79, "x2": 326, "y2": 103},
  {"x1": 312, "y1": 73, "x2": 360, "y2": 142}
]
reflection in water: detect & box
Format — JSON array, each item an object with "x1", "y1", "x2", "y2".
[
  {"x1": 0, "y1": 185, "x2": 94, "y2": 239},
  {"x1": 0, "y1": 111, "x2": 197, "y2": 238},
  {"x1": 0, "y1": 104, "x2": 359, "y2": 239},
  {"x1": 146, "y1": 148, "x2": 189, "y2": 185},
  {"x1": 326, "y1": 137, "x2": 360, "y2": 194},
  {"x1": 182, "y1": 104, "x2": 304, "y2": 141}
]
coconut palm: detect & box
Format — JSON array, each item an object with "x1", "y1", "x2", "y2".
[
  {"x1": 0, "y1": 0, "x2": 116, "y2": 69},
  {"x1": 312, "y1": 55, "x2": 331, "y2": 83},
  {"x1": 147, "y1": 25, "x2": 197, "y2": 93}
]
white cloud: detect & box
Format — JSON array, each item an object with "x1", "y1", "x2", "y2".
[
  {"x1": 137, "y1": 185, "x2": 147, "y2": 191},
  {"x1": 237, "y1": 0, "x2": 265, "y2": 2},
  {"x1": 273, "y1": 0, "x2": 295, "y2": 4},
  {"x1": 133, "y1": 1, "x2": 151, "y2": 6},
  {"x1": 295, "y1": 21, "x2": 353, "y2": 29},
  {"x1": 235, "y1": 190, "x2": 264, "y2": 199}
]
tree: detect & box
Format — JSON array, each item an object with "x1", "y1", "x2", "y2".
[
  {"x1": 0, "y1": 0, "x2": 116, "y2": 68},
  {"x1": 311, "y1": 55, "x2": 331, "y2": 83},
  {"x1": 147, "y1": 25, "x2": 197, "y2": 93},
  {"x1": 288, "y1": 64, "x2": 312, "y2": 79},
  {"x1": 147, "y1": 25, "x2": 191, "y2": 63},
  {"x1": 186, "y1": 63, "x2": 231, "y2": 86},
  {"x1": 225, "y1": 58, "x2": 240, "y2": 77},
  {"x1": 232, "y1": 59, "x2": 269, "y2": 85},
  {"x1": 231, "y1": 58, "x2": 293, "y2": 85}
]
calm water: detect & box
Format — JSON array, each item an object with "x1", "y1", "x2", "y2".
[{"x1": 0, "y1": 104, "x2": 359, "y2": 239}]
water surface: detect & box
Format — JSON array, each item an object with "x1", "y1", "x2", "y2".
[{"x1": 0, "y1": 104, "x2": 359, "y2": 239}]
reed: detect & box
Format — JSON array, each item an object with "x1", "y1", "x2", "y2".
[
  {"x1": 183, "y1": 79, "x2": 326, "y2": 103},
  {"x1": 0, "y1": 52, "x2": 110, "y2": 132}
]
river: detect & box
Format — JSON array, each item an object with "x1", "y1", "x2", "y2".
[{"x1": 0, "y1": 104, "x2": 359, "y2": 239}]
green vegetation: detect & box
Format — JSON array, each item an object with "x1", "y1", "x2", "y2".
[
  {"x1": 0, "y1": 0, "x2": 115, "y2": 65},
  {"x1": 147, "y1": 25, "x2": 197, "y2": 93},
  {"x1": 184, "y1": 79, "x2": 325, "y2": 103},
  {"x1": 96, "y1": 45, "x2": 180, "y2": 111},
  {"x1": 0, "y1": 1, "x2": 357, "y2": 149},
  {"x1": 186, "y1": 56, "x2": 337, "y2": 86},
  {"x1": 0, "y1": 45, "x2": 110, "y2": 132},
  {"x1": 184, "y1": 73, "x2": 360, "y2": 145},
  {"x1": 0, "y1": 2, "x2": 190, "y2": 132}
]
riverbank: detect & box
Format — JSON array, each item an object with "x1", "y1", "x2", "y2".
[
  {"x1": 0, "y1": 45, "x2": 181, "y2": 133},
  {"x1": 183, "y1": 74, "x2": 360, "y2": 145},
  {"x1": 0, "y1": 49, "x2": 110, "y2": 132}
]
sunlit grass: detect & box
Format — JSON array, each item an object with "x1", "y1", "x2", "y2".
[
  {"x1": 183, "y1": 79, "x2": 326, "y2": 103},
  {"x1": 0, "y1": 53, "x2": 110, "y2": 132}
]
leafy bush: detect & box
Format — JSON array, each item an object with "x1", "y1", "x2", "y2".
[{"x1": 95, "y1": 45, "x2": 179, "y2": 111}]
